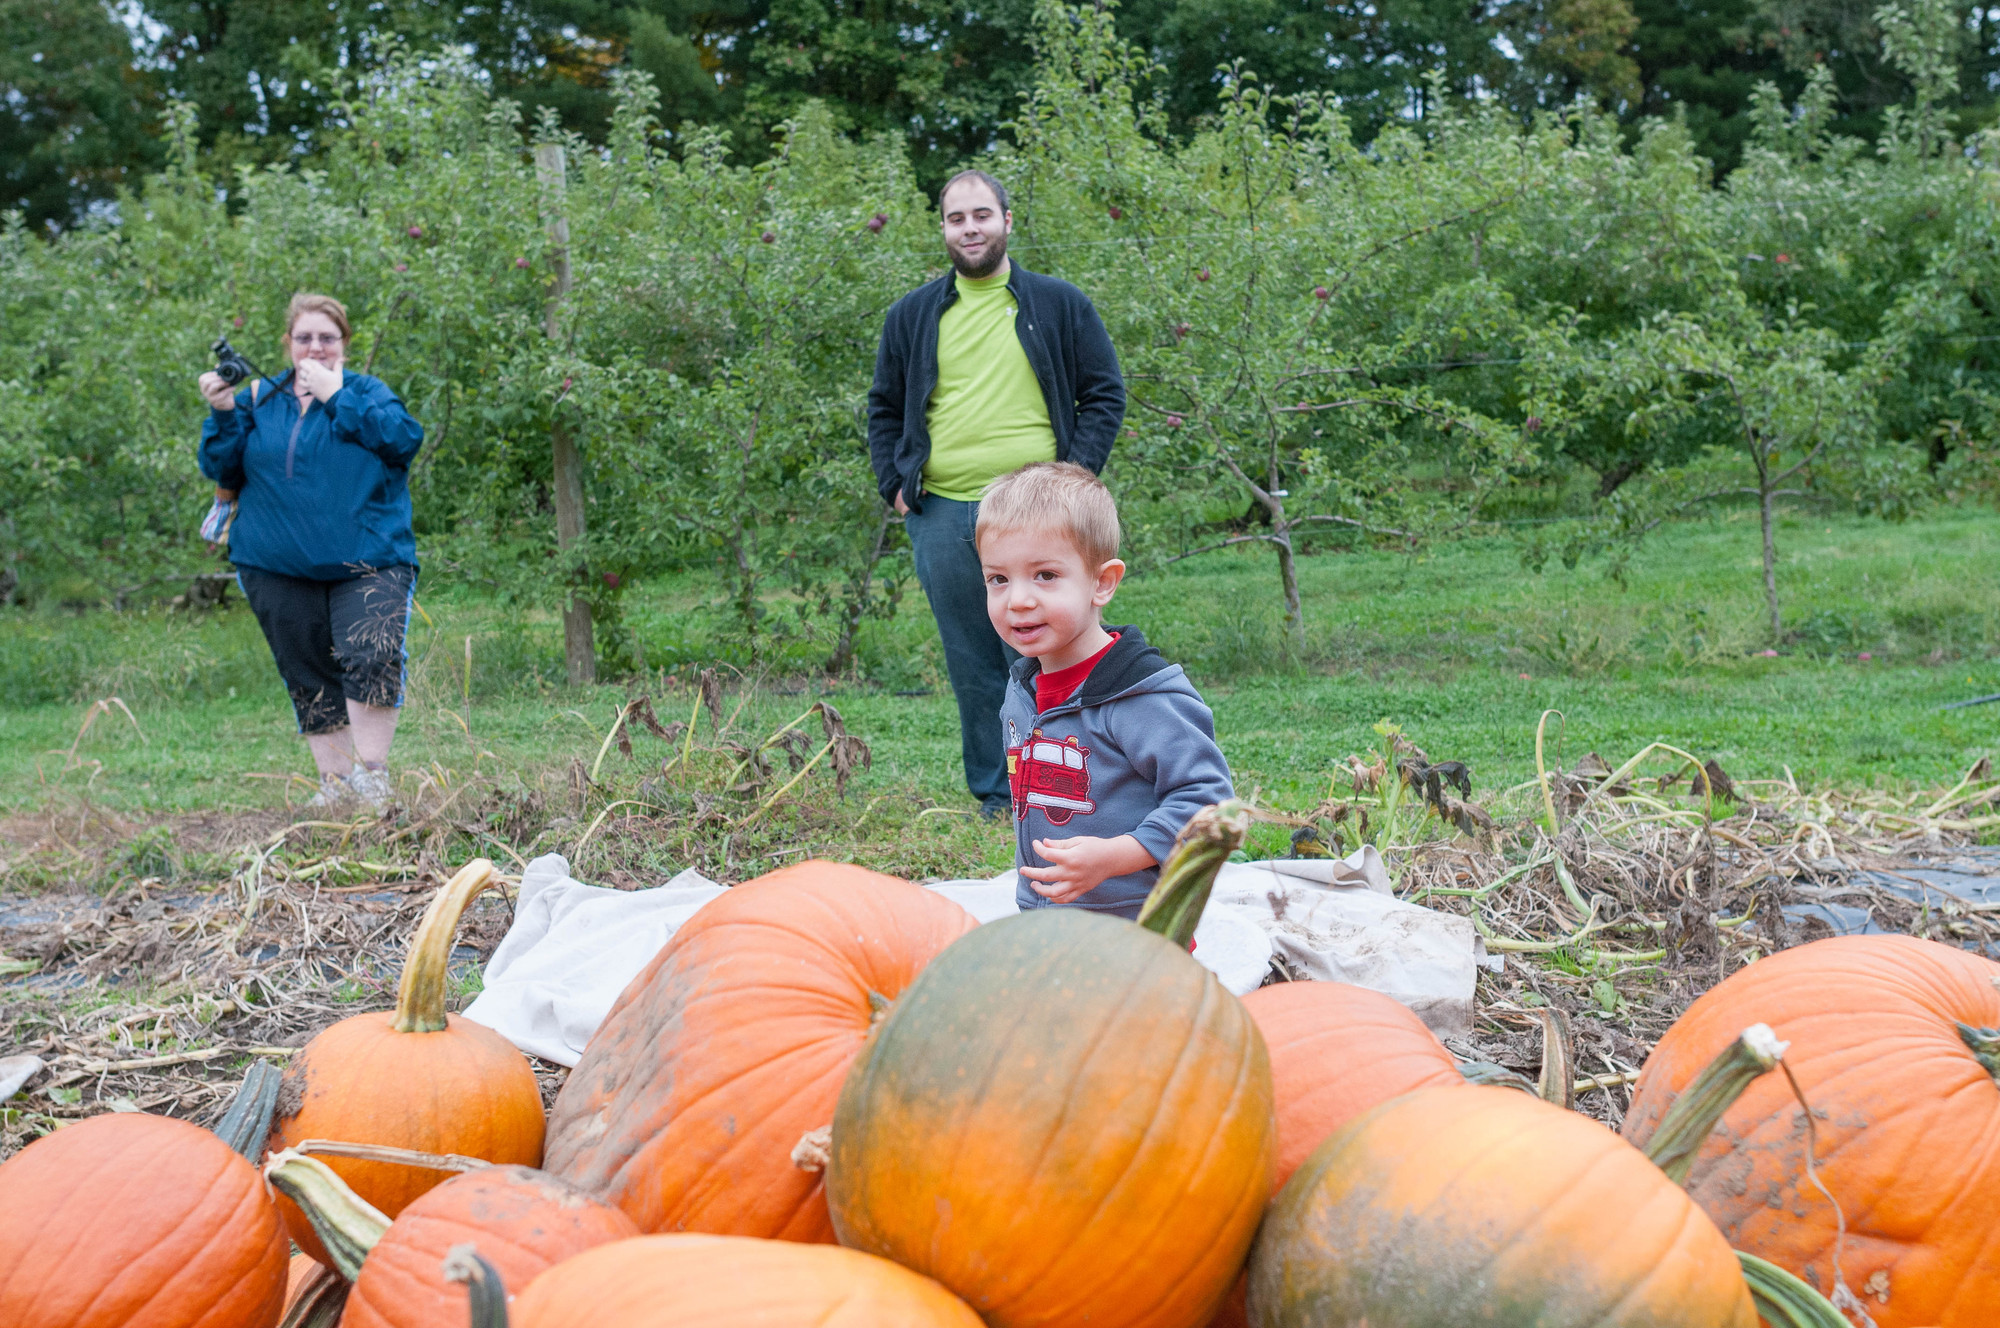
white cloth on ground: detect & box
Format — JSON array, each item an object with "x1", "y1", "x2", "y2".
[{"x1": 463, "y1": 848, "x2": 1478, "y2": 1066}]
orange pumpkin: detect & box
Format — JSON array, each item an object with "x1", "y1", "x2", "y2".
[
  {"x1": 827, "y1": 906, "x2": 1275, "y2": 1328},
  {"x1": 1622, "y1": 934, "x2": 2000, "y2": 1328},
  {"x1": 543, "y1": 860, "x2": 977, "y2": 1240},
  {"x1": 283, "y1": 1252, "x2": 321, "y2": 1304},
  {"x1": 1210, "y1": 981, "x2": 1463, "y2": 1328},
  {"x1": 1247, "y1": 1084, "x2": 1757, "y2": 1327},
  {"x1": 1243, "y1": 980, "x2": 1462, "y2": 1191},
  {"x1": 269, "y1": 859, "x2": 546, "y2": 1265},
  {"x1": 0, "y1": 1112, "x2": 290, "y2": 1328},
  {"x1": 280, "y1": 1254, "x2": 346, "y2": 1328},
  {"x1": 508, "y1": 1233, "x2": 985, "y2": 1327},
  {"x1": 278, "y1": 1160, "x2": 637, "y2": 1328}
]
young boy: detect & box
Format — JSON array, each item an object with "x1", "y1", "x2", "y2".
[{"x1": 979, "y1": 461, "x2": 1235, "y2": 919}]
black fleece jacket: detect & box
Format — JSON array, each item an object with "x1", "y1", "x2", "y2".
[{"x1": 867, "y1": 262, "x2": 1125, "y2": 512}]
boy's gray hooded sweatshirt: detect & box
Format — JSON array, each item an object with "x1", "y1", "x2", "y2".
[{"x1": 1001, "y1": 626, "x2": 1235, "y2": 918}]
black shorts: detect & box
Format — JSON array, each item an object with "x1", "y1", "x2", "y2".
[{"x1": 236, "y1": 565, "x2": 417, "y2": 734}]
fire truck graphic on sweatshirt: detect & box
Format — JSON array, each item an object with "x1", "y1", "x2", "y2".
[
  {"x1": 1008, "y1": 730, "x2": 1095, "y2": 825},
  {"x1": 999, "y1": 626, "x2": 1235, "y2": 917}
]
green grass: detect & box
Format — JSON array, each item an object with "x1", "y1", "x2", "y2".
[{"x1": 2, "y1": 506, "x2": 1996, "y2": 866}]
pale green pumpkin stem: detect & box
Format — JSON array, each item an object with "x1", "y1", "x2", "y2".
[
  {"x1": 443, "y1": 1244, "x2": 510, "y2": 1328},
  {"x1": 291, "y1": 1137, "x2": 492, "y2": 1173},
  {"x1": 278, "y1": 1262, "x2": 351, "y2": 1328},
  {"x1": 1137, "y1": 801, "x2": 1251, "y2": 947},
  {"x1": 1737, "y1": 1251, "x2": 1850, "y2": 1328},
  {"x1": 1458, "y1": 1061, "x2": 1538, "y2": 1094},
  {"x1": 1642, "y1": 1024, "x2": 1789, "y2": 1185},
  {"x1": 394, "y1": 858, "x2": 497, "y2": 1034},
  {"x1": 263, "y1": 1151, "x2": 390, "y2": 1281},
  {"x1": 213, "y1": 1059, "x2": 284, "y2": 1160},
  {"x1": 1958, "y1": 1022, "x2": 2000, "y2": 1083}
]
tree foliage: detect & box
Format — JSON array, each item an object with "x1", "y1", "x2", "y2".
[
  {"x1": 0, "y1": 0, "x2": 1996, "y2": 666},
  {"x1": 21, "y1": 0, "x2": 2000, "y2": 229}
]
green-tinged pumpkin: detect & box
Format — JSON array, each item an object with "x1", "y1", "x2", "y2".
[
  {"x1": 544, "y1": 860, "x2": 977, "y2": 1240},
  {"x1": 0, "y1": 1112, "x2": 290, "y2": 1328},
  {"x1": 268, "y1": 859, "x2": 546, "y2": 1266},
  {"x1": 1622, "y1": 933, "x2": 2000, "y2": 1328},
  {"x1": 1246, "y1": 1084, "x2": 1757, "y2": 1328},
  {"x1": 826, "y1": 906, "x2": 1275, "y2": 1328},
  {"x1": 506, "y1": 1233, "x2": 986, "y2": 1327}
]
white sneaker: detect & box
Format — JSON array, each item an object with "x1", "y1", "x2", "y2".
[
  {"x1": 345, "y1": 765, "x2": 394, "y2": 810},
  {"x1": 304, "y1": 773, "x2": 353, "y2": 809}
]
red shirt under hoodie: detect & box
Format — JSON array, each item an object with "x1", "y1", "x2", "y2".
[{"x1": 1035, "y1": 634, "x2": 1120, "y2": 713}]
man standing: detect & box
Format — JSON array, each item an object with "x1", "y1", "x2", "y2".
[{"x1": 869, "y1": 170, "x2": 1126, "y2": 816}]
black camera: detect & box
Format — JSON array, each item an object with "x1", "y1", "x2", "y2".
[{"x1": 211, "y1": 337, "x2": 261, "y2": 387}]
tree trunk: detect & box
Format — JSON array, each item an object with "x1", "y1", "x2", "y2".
[
  {"x1": 537, "y1": 142, "x2": 594, "y2": 687},
  {"x1": 1274, "y1": 526, "x2": 1304, "y2": 649},
  {"x1": 1759, "y1": 481, "x2": 1781, "y2": 643},
  {"x1": 1594, "y1": 456, "x2": 1648, "y2": 499},
  {"x1": 826, "y1": 510, "x2": 895, "y2": 675},
  {"x1": 551, "y1": 418, "x2": 594, "y2": 686}
]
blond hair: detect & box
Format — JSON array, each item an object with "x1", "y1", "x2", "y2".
[
  {"x1": 976, "y1": 462, "x2": 1121, "y2": 567},
  {"x1": 282, "y1": 293, "x2": 351, "y2": 352}
]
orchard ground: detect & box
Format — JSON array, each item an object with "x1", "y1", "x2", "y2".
[
  {"x1": 4, "y1": 504, "x2": 1998, "y2": 1148},
  {"x1": 2, "y1": 503, "x2": 1996, "y2": 889}
]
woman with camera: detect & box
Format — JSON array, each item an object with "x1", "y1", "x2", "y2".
[{"x1": 197, "y1": 293, "x2": 424, "y2": 810}]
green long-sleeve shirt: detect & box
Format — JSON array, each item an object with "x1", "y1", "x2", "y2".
[{"x1": 922, "y1": 269, "x2": 1057, "y2": 501}]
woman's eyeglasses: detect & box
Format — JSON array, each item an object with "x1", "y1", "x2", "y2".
[{"x1": 292, "y1": 333, "x2": 344, "y2": 348}]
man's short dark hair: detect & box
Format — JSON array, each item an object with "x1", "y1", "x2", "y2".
[{"x1": 939, "y1": 170, "x2": 1009, "y2": 216}]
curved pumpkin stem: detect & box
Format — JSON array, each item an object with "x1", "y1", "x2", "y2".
[
  {"x1": 1137, "y1": 800, "x2": 1250, "y2": 948},
  {"x1": 214, "y1": 1059, "x2": 284, "y2": 1160},
  {"x1": 290, "y1": 1138, "x2": 493, "y2": 1173},
  {"x1": 394, "y1": 859, "x2": 498, "y2": 1034},
  {"x1": 278, "y1": 1262, "x2": 351, "y2": 1328},
  {"x1": 1737, "y1": 1251, "x2": 1850, "y2": 1328},
  {"x1": 1641, "y1": 1024, "x2": 1789, "y2": 1185},
  {"x1": 1534, "y1": 1007, "x2": 1573, "y2": 1109},
  {"x1": 264, "y1": 1150, "x2": 391, "y2": 1281},
  {"x1": 443, "y1": 1244, "x2": 510, "y2": 1328}
]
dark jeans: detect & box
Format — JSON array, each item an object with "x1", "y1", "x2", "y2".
[
  {"x1": 903, "y1": 495, "x2": 1018, "y2": 804},
  {"x1": 236, "y1": 564, "x2": 416, "y2": 734}
]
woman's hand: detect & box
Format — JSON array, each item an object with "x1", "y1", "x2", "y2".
[
  {"x1": 295, "y1": 358, "x2": 344, "y2": 403},
  {"x1": 198, "y1": 371, "x2": 237, "y2": 411}
]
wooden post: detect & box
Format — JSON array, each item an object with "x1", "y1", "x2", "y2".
[{"x1": 535, "y1": 142, "x2": 594, "y2": 686}]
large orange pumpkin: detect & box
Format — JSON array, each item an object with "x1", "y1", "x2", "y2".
[
  {"x1": 508, "y1": 1233, "x2": 985, "y2": 1327},
  {"x1": 1243, "y1": 980, "x2": 1463, "y2": 1191},
  {"x1": 826, "y1": 906, "x2": 1276, "y2": 1328},
  {"x1": 1247, "y1": 1084, "x2": 1757, "y2": 1327},
  {"x1": 543, "y1": 860, "x2": 977, "y2": 1240},
  {"x1": 0, "y1": 1112, "x2": 290, "y2": 1328},
  {"x1": 1209, "y1": 981, "x2": 1464, "y2": 1328},
  {"x1": 269, "y1": 859, "x2": 546, "y2": 1265},
  {"x1": 1621, "y1": 933, "x2": 2000, "y2": 1327}
]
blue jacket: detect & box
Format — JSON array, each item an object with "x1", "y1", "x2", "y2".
[
  {"x1": 1001, "y1": 627, "x2": 1235, "y2": 918},
  {"x1": 868, "y1": 262, "x2": 1125, "y2": 513},
  {"x1": 198, "y1": 371, "x2": 423, "y2": 581}
]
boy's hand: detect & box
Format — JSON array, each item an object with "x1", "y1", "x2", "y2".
[{"x1": 1021, "y1": 834, "x2": 1157, "y2": 905}]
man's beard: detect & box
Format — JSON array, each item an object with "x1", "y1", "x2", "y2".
[{"x1": 947, "y1": 230, "x2": 1008, "y2": 279}]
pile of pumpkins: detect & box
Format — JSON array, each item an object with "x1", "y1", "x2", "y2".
[{"x1": 1, "y1": 801, "x2": 1995, "y2": 1328}]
